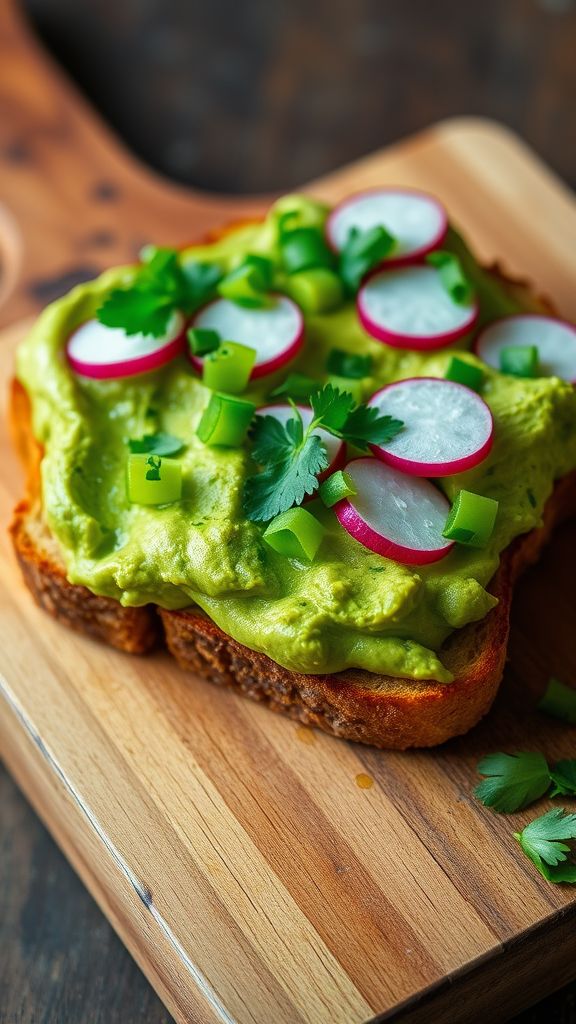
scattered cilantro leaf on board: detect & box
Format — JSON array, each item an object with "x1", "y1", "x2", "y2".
[
  {"x1": 474, "y1": 752, "x2": 551, "y2": 813},
  {"x1": 514, "y1": 808, "x2": 576, "y2": 882},
  {"x1": 549, "y1": 760, "x2": 576, "y2": 799},
  {"x1": 538, "y1": 677, "x2": 576, "y2": 725}
]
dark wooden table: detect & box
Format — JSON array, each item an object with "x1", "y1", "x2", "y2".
[{"x1": 2, "y1": 1, "x2": 576, "y2": 1021}]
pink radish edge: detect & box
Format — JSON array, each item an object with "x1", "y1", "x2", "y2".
[
  {"x1": 357, "y1": 269, "x2": 480, "y2": 351},
  {"x1": 368, "y1": 377, "x2": 494, "y2": 476},
  {"x1": 333, "y1": 458, "x2": 454, "y2": 565},
  {"x1": 189, "y1": 294, "x2": 305, "y2": 380},
  {"x1": 474, "y1": 313, "x2": 576, "y2": 384},
  {"x1": 325, "y1": 187, "x2": 448, "y2": 268},
  {"x1": 66, "y1": 328, "x2": 187, "y2": 380}
]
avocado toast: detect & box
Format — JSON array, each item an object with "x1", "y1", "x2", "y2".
[{"x1": 10, "y1": 192, "x2": 576, "y2": 748}]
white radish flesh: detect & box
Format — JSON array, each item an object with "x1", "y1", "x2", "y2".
[
  {"x1": 368, "y1": 377, "x2": 493, "y2": 476},
  {"x1": 358, "y1": 266, "x2": 479, "y2": 350},
  {"x1": 257, "y1": 404, "x2": 346, "y2": 479},
  {"x1": 67, "y1": 312, "x2": 185, "y2": 379},
  {"x1": 190, "y1": 295, "x2": 304, "y2": 379},
  {"x1": 335, "y1": 457, "x2": 453, "y2": 565},
  {"x1": 326, "y1": 188, "x2": 447, "y2": 266},
  {"x1": 475, "y1": 314, "x2": 576, "y2": 383}
]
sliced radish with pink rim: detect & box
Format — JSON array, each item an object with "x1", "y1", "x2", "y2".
[
  {"x1": 189, "y1": 295, "x2": 304, "y2": 380},
  {"x1": 358, "y1": 265, "x2": 479, "y2": 350},
  {"x1": 326, "y1": 188, "x2": 448, "y2": 267},
  {"x1": 67, "y1": 312, "x2": 186, "y2": 379},
  {"x1": 368, "y1": 377, "x2": 493, "y2": 476},
  {"x1": 257, "y1": 403, "x2": 346, "y2": 480},
  {"x1": 334, "y1": 457, "x2": 454, "y2": 565},
  {"x1": 475, "y1": 314, "x2": 576, "y2": 383}
]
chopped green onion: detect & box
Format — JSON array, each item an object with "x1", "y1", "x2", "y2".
[
  {"x1": 319, "y1": 470, "x2": 357, "y2": 508},
  {"x1": 426, "y1": 250, "x2": 474, "y2": 306},
  {"x1": 202, "y1": 341, "x2": 256, "y2": 393},
  {"x1": 326, "y1": 348, "x2": 372, "y2": 380},
  {"x1": 218, "y1": 255, "x2": 273, "y2": 307},
  {"x1": 339, "y1": 225, "x2": 396, "y2": 292},
  {"x1": 285, "y1": 267, "x2": 344, "y2": 313},
  {"x1": 128, "y1": 432, "x2": 185, "y2": 457},
  {"x1": 127, "y1": 454, "x2": 182, "y2": 505},
  {"x1": 280, "y1": 227, "x2": 334, "y2": 274},
  {"x1": 262, "y1": 507, "x2": 325, "y2": 561},
  {"x1": 538, "y1": 677, "x2": 576, "y2": 725},
  {"x1": 327, "y1": 375, "x2": 363, "y2": 404},
  {"x1": 443, "y1": 490, "x2": 498, "y2": 547},
  {"x1": 445, "y1": 355, "x2": 484, "y2": 392},
  {"x1": 187, "y1": 327, "x2": 221, "y2": 356},
  {"x1": 271, "y1": 372, "x2": 321, "y2": 401},
  {"x1": 500, "y1": 345, "x2": 539, "y2": 378},
  {"x1": 196, "y1": 393, "x2": 256, "y2": 446}
]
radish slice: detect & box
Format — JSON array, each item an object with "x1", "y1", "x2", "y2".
[
  {"x1": 475, "y1": 314, "x2": 576, "y2": 383},
  {"x1": 189, "y1": 295, "x2": 304, "y2": 379},
  {"x1": 326, "y1": 188, "x2": 448, "y2": 267},
  {"x1": 257, "y1": 403, "x2": 346, "y2": 480},
  {"x1": 358, "y1": 266, "x2": 479, "y2": 350},
  {"x1": 334, "y1": 457, "x2": 454, "y2": 565},
  {"x1": 368, "y1": 377, "x2": 493, "y2": 476},
  {"x1": 67, "y1": 312, "x2": 186, "y2": 379}
]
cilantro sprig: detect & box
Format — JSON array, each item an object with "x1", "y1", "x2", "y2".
[
  {"x1": 514, "y1": 809, "x2": 576, "y2": 883},
  {"x1": 243, "y1": 383, "x2": 403, "y2": 522},
  {"x1": 475, "y1": 752, "x2": 576, "y2": 813},
  {"x1": 97, "y1": 248, "x2": 222, "y2": 337},
  {"x1": 474, "y1": 753, "x2": 551, "y2": 814}
]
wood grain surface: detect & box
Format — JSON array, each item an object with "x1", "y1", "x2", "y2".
[{"x1": 1, "y1": 2, "x2": 576, "y2": 1022}]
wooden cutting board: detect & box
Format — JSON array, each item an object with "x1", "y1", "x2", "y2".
[{"x1": 1, "y1": 3, "x2": 576, "y2": 1022}]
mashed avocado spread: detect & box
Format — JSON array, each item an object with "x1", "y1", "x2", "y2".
[{"x1": 16, "y1": 196, "x2": 576, "y2": 682}]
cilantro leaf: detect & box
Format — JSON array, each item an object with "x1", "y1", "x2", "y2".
[
  {"x1": 250, "y1": 414, "x2": 300, "y2": 466},
  {"x1": 339, "y1": 226, "x2": 396, "y2": 292},
  {"x1": 97, "y1": 287, "x2": 175, "y2": 337},
  {"x1": 474, "y1": 752, "x2": 551, "y2": 813},
  {"x1": 97, "y1": 249, "x2": 222, "y2": 337},
  {"x1": 514, "y1": 808, "x2": 576, "y2": 880},
  {"x1": 179, "y1": 261, "x2": 223, "y2": 312},
  {"x1": 342, "y1": 404, "x2": 404, "y2": 450},
  {"x1": 310, "y1": 383, "x2": 356, "y2": 432},
  {"x1": 549, "y1": 760, "x2": 576, "y2": 798},
  {"x1": 128, "y1": 432, "x2": 185, "y2": 457},
  {"x1": 538, "y1": 677, "x2": 576, "y2": 724},
  {"x1": 244, "y1": 434, "x2": 328, "y2": 522}
]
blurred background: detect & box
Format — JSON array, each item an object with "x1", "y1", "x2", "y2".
[
  {"x1": 2, "y1": 1, "x2": 576, "y2": 1022},
  {"x1": 23, "y1": 0, "x2": 576, "y2": 192}
]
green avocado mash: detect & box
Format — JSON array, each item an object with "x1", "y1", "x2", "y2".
[{"x1": 16, "y1": 196, "x2": 576, "y2": 682}]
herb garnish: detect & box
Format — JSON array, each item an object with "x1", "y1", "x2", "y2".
[
  {"x1": 243, "y1": 383, "x2": 403, "y2": 522},
  {"x1": 474, "y1": 753, "x2": 551, "y2": 813},
  {"x1": 538, "y1": 677, "x2": 576, "y2": 724},
  {"x1": 339, "y1": 226, "x2": 396, "y2": 292},
  {"x1": 129, "y1": 433, "x2": 185, "y2": 457},
  {"x1": 514, "y1": 809, "x2": 576, "y2": 883},
  {"x1": 326, "y1": 348, "x2": 373, "y2": 380},
  {"x1": 97, "y1": 248, "x2": 222, "y2": 337},
  {"x1": 475, "y1": 752, "x2": 576, "y2": 812}
]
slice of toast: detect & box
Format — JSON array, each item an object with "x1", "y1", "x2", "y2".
[{"x1": 9, "y1": 268, "x2": 576, "y2": 748}]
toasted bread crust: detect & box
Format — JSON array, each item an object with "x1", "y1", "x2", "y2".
[{"x1": 9, "y1": 262, "x2": 576, "y2": 747}]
